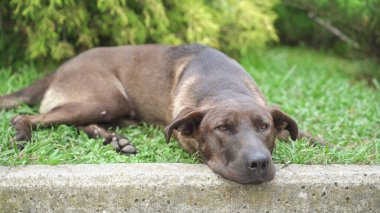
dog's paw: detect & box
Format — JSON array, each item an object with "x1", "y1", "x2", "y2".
[
  {"x1": 11, "y1": 115, "x2": 32, "y2": 150},
  {"x1": 10, "y1": 137, "x2": 29, "y2": 150},
  {"x1": 109, "y1": 136, "x2": 137, "y2": 155},
  {"x1": 10, "y1": 130, "x2": 32, "y2": 150}
]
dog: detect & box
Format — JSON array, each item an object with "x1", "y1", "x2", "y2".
[{"x1": 0, "y1": 44, "x2": 319, "y2": 184}]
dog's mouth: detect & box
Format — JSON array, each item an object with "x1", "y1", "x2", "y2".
[{"x1": 206, "y1": 159, "x2": 276, "y2": 184}]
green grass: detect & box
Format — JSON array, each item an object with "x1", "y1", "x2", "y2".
[{"x1": 0, "y1": 47, "x2": 379, "y2": 166}]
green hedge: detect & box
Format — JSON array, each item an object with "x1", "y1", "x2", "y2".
[{"x1": 0, "y1": 0, "x2": 278, "y2": 65}]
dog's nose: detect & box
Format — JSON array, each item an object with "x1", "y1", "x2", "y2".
[{"x1": 247, "y1": 153, "x2": 269, "y2": 173}]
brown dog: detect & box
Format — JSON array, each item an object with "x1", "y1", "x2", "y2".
[{"x1": 1, "y1": 44, "x2": 309, "y2": 184}]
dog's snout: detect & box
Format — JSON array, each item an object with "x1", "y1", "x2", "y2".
[{"x1": 247, "y1": 153, "x2": 269, "y2": 173}]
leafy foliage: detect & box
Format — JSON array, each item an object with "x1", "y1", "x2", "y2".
[{"x1": 0, "y1": 0, "x2": 278, "y2": 64}]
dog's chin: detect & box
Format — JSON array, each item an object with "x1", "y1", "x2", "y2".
[
  {"x1": 207, "y1": 160, "x2": 276, "y2": 184},
  {"x1": 221, "y1": 170, "x2": 275, "y2": 185}
]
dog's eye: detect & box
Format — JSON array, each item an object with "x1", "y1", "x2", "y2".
[
  {"x1": 215, "y1": 125, "x2": 230, "y2": 133},
  {"x1": 260, "y1": 123, "x2": 269, "y2": 131}
]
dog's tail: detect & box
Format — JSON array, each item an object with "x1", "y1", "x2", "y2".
[{"x1": 0, "y1": 73, "x2": 55, "y2": 109}]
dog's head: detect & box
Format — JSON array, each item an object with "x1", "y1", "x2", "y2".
[{"x1": 165, "y1": 102, "x2": 298, "y2": 184}]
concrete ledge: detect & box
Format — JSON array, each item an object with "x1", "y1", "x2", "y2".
[{"x1": 1, "y1": 164, "x2": 379, "y2": 212}]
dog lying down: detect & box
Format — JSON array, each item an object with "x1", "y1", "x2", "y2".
[{"x1": 0, "y1": 44, "x2": 324, "y2": 184}]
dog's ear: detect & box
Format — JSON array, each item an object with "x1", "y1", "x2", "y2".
[
  {"x1": 271, "y1": 108, "x2": 298, "y2": 140},
  {"x1": 165, "y1": 108, "x2": 206, "y2": 143}
]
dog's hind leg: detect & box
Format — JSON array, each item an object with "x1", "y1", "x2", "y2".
[
  {"x1": 0, "y1": 73, "x2": 54, "y2": 109},
  {"x1": 11, "y1": 101, "x2": 132, "y2": 150},
  {"x1": 78, "y1": 124, "x2": 137, "y2": 155}
]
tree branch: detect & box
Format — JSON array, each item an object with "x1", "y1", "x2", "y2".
[
  {"x1": 308, "y1": 12, "x2": 360, "y2": 49},
  {"x1": 283, "y1": 0, "x2": 360, "y2": 49}
]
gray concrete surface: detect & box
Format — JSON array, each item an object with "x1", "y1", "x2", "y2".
[{"x1": 0, "y1": 163, "x2": 379, "y2": 212}]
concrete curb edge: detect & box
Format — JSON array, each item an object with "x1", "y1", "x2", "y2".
[{"x1": 1, "y1": 163, "x2": 379, "y2": 212}]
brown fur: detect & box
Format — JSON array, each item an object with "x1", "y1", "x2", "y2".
[{"x1": 1, "y1": 44, "x2": 321, "y2": 184}]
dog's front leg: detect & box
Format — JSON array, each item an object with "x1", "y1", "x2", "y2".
[{"x1": 277, "y1": 129, "x2": 327, "y2": 146}]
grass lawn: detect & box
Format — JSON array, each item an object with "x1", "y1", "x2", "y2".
[{"x1": 0, "y1": 47, "x2": 379, "y2": 166}]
